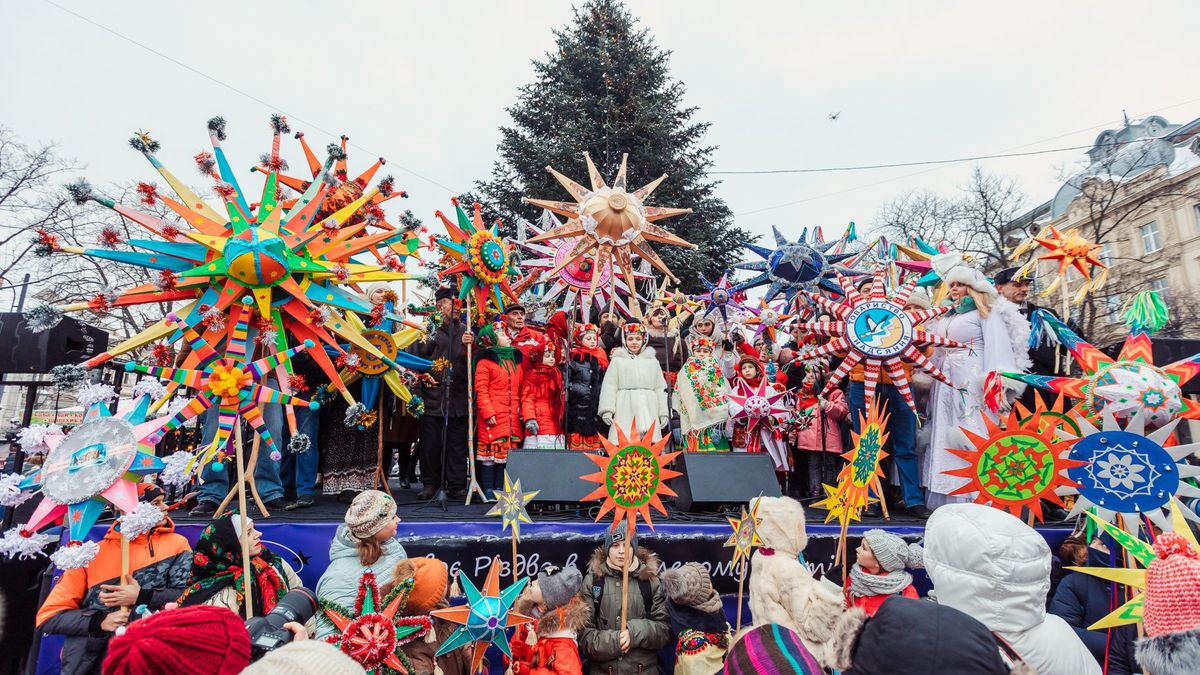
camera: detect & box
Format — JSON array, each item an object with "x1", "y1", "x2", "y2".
[{"x1": 244, "y1": 587, "x2": 318, "y2": 657}]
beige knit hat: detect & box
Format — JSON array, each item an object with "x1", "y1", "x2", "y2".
[
  {"x1": 241, "y1": 640, "x2": 366, "y2": 675},
  {"x1": 344, "y1": 490, "x2": 397, "y2": 540}
]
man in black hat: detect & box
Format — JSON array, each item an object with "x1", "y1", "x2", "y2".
[
  {"x1": 407, "y1": 286, "x2": 473, "y2": 500},
  {"x1": 994, "y1": 266, "x2": 1083, "y2": 389}
]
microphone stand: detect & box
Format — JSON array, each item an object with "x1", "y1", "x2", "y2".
[{"x1": 434, "y1": 314, "x2": 454, "y2": 512}]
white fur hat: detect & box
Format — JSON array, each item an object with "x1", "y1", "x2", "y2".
[{"x1": 931, "y1": 253, "x2": 996, "y2": 297}]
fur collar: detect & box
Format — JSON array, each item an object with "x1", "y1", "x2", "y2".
[
  {"x1": 589, "y1": 546, "x2": 660, "y2": 581},
  {"x1": 515, "y1": 594, "x2": 592, "y2": 637},
  {"x1": 1136, "y1": 629, "x2": 1200, "y2": 675},
  {"x1": 666, "y1": 598, "x2": 730, "y2": 635},
  {"x1": 991, "y1": 296, "x2": 1033, "y2": 373},
  {"x1": 825, "y1": 606, "x2": 867, "y2": 670},
  {"x1": 611, "y1": 345, "x2": 659, "y2": 363}
]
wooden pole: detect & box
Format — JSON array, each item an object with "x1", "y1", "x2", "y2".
[
  {"x1": 873, "y1": 477, "x2": 890, "y2": 521},
  {"x1": 464, "y1": 294, "x2": 488, "y2": 505},
  {"x1": 511, "y1": 531, "x2": 519, "y2": 587},
  {"x1": 735, "y1": 559, "x2": 747, "y2": 631},
  {"x1": 234, "y1": 423, "x2": 254, "y2": 620},
  {"x1": 216, "y1": 434, "x2": 268, "y2": 517},
  {"x1": 116, "y1": 534, "x2": 132, "y2": 621},
  {"x1": 619, "y1": 520, "x2": 632, "y2": 632}
]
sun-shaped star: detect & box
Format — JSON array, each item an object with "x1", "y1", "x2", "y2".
[
  {"x1": 321, "y1": 571, "x2": 431, "y2": 674},
  {"x1": 724, "y1": 500, "x2": 763, "y2": 566},
  {"x1": 432, "y1": 556, "x2": 533, "y2": 673},
  {"x1": 794, "y1": 266, "x2": 964, "y2": 413},
  {"x1": 521, "y1": 152, "x2": 695, "y2": 316},
  {"x1": 1012, "y1": 225, "x2": 1108, "y2": 303},
  {"x1": 487, "y1": 471, "x2": 539, "y2": 542},
  {"x1": 830, "y1": 395, "x2": 891, "y2": 516},
  {"x1": 432, "y1": 198, "x2": 520, "y2": 322},
  {"x1": 582, "y1": 423, "x2": 682, "y2": 532}
]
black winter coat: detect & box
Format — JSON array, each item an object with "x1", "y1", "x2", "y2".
[
  {"x1": 567, "y1": 352, "x2": 606, "y2": 437},
  {"x1": 1048, "y1": 546, "x2": 1139, "y2": 674},
  {"x1": 406, "y1": 317, "x2": 470, "y2": 418}
]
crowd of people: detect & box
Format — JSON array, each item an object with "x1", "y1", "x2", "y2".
[{"x1": 35, "y1": 487, "x2": 1200, "y2": 674}]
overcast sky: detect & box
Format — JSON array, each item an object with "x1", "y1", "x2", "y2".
[{"x1": 4, "y1": 1, "x2": 1200, "y2": 276}]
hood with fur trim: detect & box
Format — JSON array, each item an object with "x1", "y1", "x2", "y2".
[
  {"x1": 752, "y1": 496, "x2": 809, "y2": 557},
  {"x1": 1136, "y1": 629, "x2": 1200, "y2": 675},
  {"x1": 610, "y1": 344, "x2": 659, "y2": 364},
  {"x1": 589, "y1": 546, "x2": 661, "y2": 582},
  {"x1": 515, "y1": 593, "x2": 592, "y2": 637}
]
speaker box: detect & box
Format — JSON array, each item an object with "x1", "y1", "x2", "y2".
[
  {"x1": 669, "y1": 452, "x2": 782, "y2": 511},
  {"x1": 0, "y1": 313, "x2": 109, "y2": 374},
  {"x1": 506, "y1": 449, "x2": 600, "y2": 502}
]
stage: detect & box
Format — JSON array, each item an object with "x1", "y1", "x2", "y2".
[{"x1": 18, "y1": 481, "x2": 1074, "y2": 674}]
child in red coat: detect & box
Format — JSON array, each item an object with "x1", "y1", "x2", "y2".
[
  {"x1": 475, "y1": 321, "x2": 523, "y2": 497},
  {"x1": 509, "y1": 564, "x2": 590, "y2": 675},
  {"x1": 849, "y1": 529, "x2": 923, "y2": 616},
  {"x1": 522, "y1": 343, "x2": 566, "y2": 449}
]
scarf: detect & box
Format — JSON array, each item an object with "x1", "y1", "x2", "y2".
[
  {"x1": 177, "y1": 516, "x2": 288, "y2": 616},
  {"x1": 573, "y1": 345, "x2": 609, "y2": 369},
  {"x1": 683, "y1": 357, "x2": 725, "y2": 411},
  {"x1": 525, "y1": 364, "x2": 564, "y2": 422},
  {"x1": 848, "y1": 563, "x2": 913, "y2": 598},
  {"x1": 952, "y1": 295, "x2": 977, "y2": 315},
  {"x1": 490, "y1": 345, "x2": 518, "y2": 365}
]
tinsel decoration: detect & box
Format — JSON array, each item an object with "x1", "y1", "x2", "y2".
[
  {"x1": 200, "y1": 305, "x2": 227, "y2": 331},
  {"x1": 158, "y1": 451, "x2": 195, "y2": 488},
  {"x1": 406, "y1": 396, "x2": 425, "y2": 417},
  {"x1": 367, "y1": 303, "x2": 386, "y2": 327},
  {"x1": 207, "y1": 116, "x2": 227, "y2": 141},
  {"x1": 288, "y1": 433, "x2": 311, "y2": 454},
  {"x1": 132, "y1": 378, "x2": 167, "y2": 401},
  {"x1": 97, "y1": 225, "x2": 123, "y2": 249},
  {"x1": 430, "y1": 357, "x2": 450, "y2": 375},
  {"x1": 288, "y1": 373, "x2": 309, "y2": 394},
  {"x1": 135, "y1": 182, "x2": 159, "y2": 206},
  {"x1": 118, "y1": 502, "x2": 164, "y2": 540},
  {"x1": 269, "y1": 114, "x2": 290, "y2": 134},
  {"x1": 258, "y1": 153, "x2": 289, "y2": 172},
  {"x1": 0, "y1": 473, "x2": 31, "y2": 507},
  {"x1": 88, "y1": 292, "x2": 113, "y2": 314},
  {"x1": 33, "y1": 229, "x2": 61, "y2": 257},
  {"x1": 154, "y1": 270, "x2": 179, "y2": 292},
  {"x1": 50, "y1": 540, "x2": 101, "y2": 570},
  {"x1": 332, "y1": 265, "x2": 351, "y2": 282},
  {"x1": 23, "y1": 302, "x2": 64, "y2": 333},
  {"x1": 308, "y1": 306, "x2": 331, "y2": 326},
  {"x1": 193, "y1": 151, "x2": 217, "y2": 176},
  {"x1": 344, "y1": 402, "x2": 377, "y2": 429},
  {"x1": 76, "y1": 382, "x2": 117, "y2": 409},
  {"x1": 377, "y1": 174, "x2": 395, "y2": 197},
  {"x1": 50, "y1": 364, "x2": 88, "y2": 390},
  {"x1": 253, "y1": 328, "x2": 278, "y2": 346},
  {"x1": 160, "y1": 223, "x2": 181, "y2": 241},
  {"x1": 326, "y1": 142, "x2": 347, "y2": 161},
  {"x1": 127, "y1": 131, "x2": 161, "y2": 154},
  {"x1": 336, "y1": 352, "x2": 361, "y2": 373},
  {"x1": 383, "y1": 255, "x2": 405, "y2": 273},
  {"x1": 151, "y1": 342, "x2": 175, "y2": 367},
  {"x1": 213, "y1": 183, "x2": 237, "y2": 199},
  {"x1": 16, "y1": 423, "x2": 62, "y2": 452},
  {"x1": 1121, "y1": 290, "x2": 1169, "y2": 334},
  {"x1": 0, "y1": 528, "x2": 56, "y2": 560},
  {"x1": 65, "y1": 178, "x2": 94, "y2": 205}
]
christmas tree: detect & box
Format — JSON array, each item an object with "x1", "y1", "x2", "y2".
[{"x1": 472, "y1": 0, "x2": 750, "y2": 291}]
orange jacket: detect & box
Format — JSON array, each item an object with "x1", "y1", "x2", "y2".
[
  {"x1": 475, "y1": 349, "x2": 524, "y2": 445},
  {"x1": 509, "y1": 625, "x2": 585, "y2": 675}
]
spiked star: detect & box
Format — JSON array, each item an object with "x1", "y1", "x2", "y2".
[
  {"x1": 1011, "y1": 225, "x2": 1108, "y2": 303},
  {"x1": 725, "y1": 500, "x2": 763, "y2": 566},
  {"x1": 742, "y1": 299, "x2": 795, "y2": 343},
  {"x1": 486, "y1": 471, "x2": 539, "y2": 542},
  {"x1": 581, "y1": 423, "x2": 683, "y2": 532},
  {"x1": 522, "y1": 152, "x2": 695, "y2": 318},
  {"x1": 830, "y1": 395, "x2": 892, "y2": 516},
  {"x1": 432, "y1": 557, "x2": 533, "y2": 673},
  {"x1": 432, "y1": 198, "x2": 520, "y2": 322},
  {"x1": 321, "y1": 571, "x2": 431, "y2": 674},
  {"x1": 695, "y1": 271, "x2": 751, "y2": 324},
  {"x1": 733, "y1": 226, "x2": 861, "y2": 302}
]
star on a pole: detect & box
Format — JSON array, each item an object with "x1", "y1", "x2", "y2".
[
  {"x1": 486, "y1": 471, "x2": 539, "y2": 542},
  {"x1": 432, "y1": 557, "x2": 533, "y2": 673},
  {"x1": 724, "y1": 501, "x2": 763, "y2": 565}
]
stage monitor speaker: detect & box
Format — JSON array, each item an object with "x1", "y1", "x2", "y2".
[
  {"x1": 669, "y1": 452, "x2": 781, "y2": 511},
  {"x1": 0, "y1": 313, "x2": 110, "y2": 375},
  {"x1": 506, "y1": 449, "x2": 599, "y2": 502}
]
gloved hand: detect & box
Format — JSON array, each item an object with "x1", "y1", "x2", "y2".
[
  {"x1": 525, "y1": 420, "x2": 539, "y2": 435},
  {"x1": 601, "y1": 413, "x2": 614, "y2": 426},
  {"x1": 658, "y1": 416, "x2": 669, "y2": 430}
]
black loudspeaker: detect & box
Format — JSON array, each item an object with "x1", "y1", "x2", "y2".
[
  {"x1": 506, "y1": 449, "x2": 599, "y2": 502},
  {"x1": 0, "y1": 313, "x2": 110, "y2": 374},
  {"x1": 669, "y1": 452, "x2": 782, "y2": 511}
]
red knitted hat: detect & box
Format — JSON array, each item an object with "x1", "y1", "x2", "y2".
[
  {"x1": 102, "y1": 605, "x2": 250, "y2": 675},
  {"x1": 1142, "y1": 532, "x2": 1200, "y2": 637}
]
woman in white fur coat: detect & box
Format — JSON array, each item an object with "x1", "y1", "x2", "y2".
[
  {"x1": 923, "y1": 254, "x2": 1032, "y2": 509},
  {"x1": 747, "y1": 496, "x2": 846, "y2": 667},
  {"x1": 598, "y1": 322, "x2": 670, "y2": 443}
]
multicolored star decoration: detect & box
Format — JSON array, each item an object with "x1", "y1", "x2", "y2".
[
  {"x1": 834, "y1": 396, "x2": 891, "y2": 517},
  {"x1": 581, "y1": 424, "x2": 683, "y2": 533},
  {"x1": 695, "y1": 271, "x2": 752, "y2": 324},
  {"x1": 334, "y1": 292, "x2": 432, "y2": 415},
  {"x1": 1011, "y1": 225, "x2": 1108, "y2": 304},
  {"x1": 1065, "y1": 500, "x2": 1199, "y2": 630},
  {"x1": 892, "y1": 237, "x2": 950, "y2": 286},
  {"x1": 733, "y1": 226, "x2": 859, "y2": 302},
  {"x1": 49, "y1": 116, "x2": 415, "y2": 406},
  {"x1": 742, "y1": 299, "x2": 795, "y2": 343},
  {"x1": 943, "y1": 394, "x2": 1086, "y2": 522},
  {"x1": 513, "y1": 209, "x2": 651, "y2": 318},
  {"x1": 1060, "y1": 408, "x2": 1200, "y2": 531},
  {"x1": 320, "y1": 571, "x2": 432, "y2": 675},
  {"x1": 486, "y1": 471, "x2": 539, "y2": 542},
  {"x1": 432, "y1": 556, "x2": 533, "y2": 673},
  {"x1": 724, "y1": 500, "x2": 763, "y2": 566},
  {"x1": 1015, "y1": 393, "x2": 1082, "y2": 444},
  {"x1": 795, "y1": 267, "x2": 964, "y2": 413},
  {"x1": 432, "y1": 198, "x2": 520, "y2": 322},
  {"x1": 653, "y1": 280, "x2": 702, "y2": 321},
  {"x1": 1002, "y1": 308, "x2": 1200, "y2": 428},
  {"x1": 123, "y1": 299, "x2": 318, "y2": 471},
  {"x1": 522, "y1": 151, "x2": 696, "y2": 317},
  {"x1": 2, "y1": 385, "x2": 167, "y2": 567}
]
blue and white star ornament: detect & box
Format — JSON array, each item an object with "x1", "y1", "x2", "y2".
[
  {"x1": 432, "y1": 556, "x2": 533, "y2": 673},
  {"x1": 733, "y1": 226, "x2": 861, "y2": 302}
]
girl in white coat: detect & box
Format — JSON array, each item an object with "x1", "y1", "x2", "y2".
[{"x1": 598, "y1": 322, "x2": 670, "y2": 443}]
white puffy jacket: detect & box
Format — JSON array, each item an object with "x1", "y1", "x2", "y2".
[{"x1": 924, "y1": 504, "x2": 1101, "y2": 675}]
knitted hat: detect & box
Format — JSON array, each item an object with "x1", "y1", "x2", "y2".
[
  {"x1": 102, "y1": 605, "x2": 250, "y2": 675},
  {"x1": 1141, "y1": 533, "x2": 1200, "y2": 637},
  {"x1": 344, "y1": 490, "x2": 397, "y2": 541},
  {"x1": 391, "y1": 557, "x2": 450, "y2": 615},
  {"x1": 604, "y1": 526, "x2": 638, "y2": 551},
  {"x1": 538, "y1": 563, "x2": 583, "y2": 611},
  {"x1": 365, "y1": 282, "x2": 390, "y2": 301},
  {"x1": 724, "y1": 624, "x2": 822, "y2": 675},
  {"x1": 932, "y1": 253, "x2": 996, "y2": 297},
  {"x1": 661, "y1": 562, "x2": 715, "y2": 607},
  {"x1": 903, "y1": 289, "x2": 932, "y2": 310},
  {"x1": 240, "y1": 640, "x2": 365, "y2": 675},
  {"x1": 862, "y1": 529, "x2": 924, "y2": 572}
]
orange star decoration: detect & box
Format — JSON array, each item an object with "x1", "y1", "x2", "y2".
[
  {"x1": 724, "y1": 500, "x2": 763, "y2": 566},
  {"x1": 944, "y1": 395, "x2": 1085, "y2": 522},
  {"x1": 582, "y1": 424, "x2": 682, "y2": 532},
  {"x1": 522, "y1": 152, "x2": 695, "y2": 318},
  {"x1": 1012, "y1": 225, "x2": 1108, "y2": 304},
  {"x1": 834, "y1": 396, "x2": 891, "y2": 516}
]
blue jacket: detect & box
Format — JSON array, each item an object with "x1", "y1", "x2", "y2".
[{"x1": 1048, "y1": 545, "x2": 1139, "y2": 675}]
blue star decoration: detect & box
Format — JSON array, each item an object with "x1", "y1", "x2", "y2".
[
  {"x1": 432, "y1": 556, "x2": 533, "y2": 673},
  {"x1": 733, "y1": 226, "x2": 861, "y2": 302}
]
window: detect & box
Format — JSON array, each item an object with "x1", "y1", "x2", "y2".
[
  {"x1": 1194, "y1": 204, "x2": 1200, "y2": 235},
  {"x1": 1104, "y1": 292, "x2": 1123, "y2": 316},
  {"x1": 1141, "y1": 221, "x2": 1163, "y2": 254},
  {"x1": 1150, "y1": 277, "x2": 1170, "y2": 304},
  {"x1": 1100, "y1": 242, "x2": 1117, "y2": 265}
]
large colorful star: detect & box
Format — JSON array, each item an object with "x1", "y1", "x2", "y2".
[
  {"x1": 733, "y1": 226, "x2": 859, "y2": 302},
  {"x1": 833, "y1": 395, "x2": 891, "y2": 516},
  {"x1": 432, "y1": 557, "x2": 533, "y2": 673},
  {"x1": 320, "y1": 571, "x2": 432, "y2": 674},
  {"x1": 944, "y1": 393, "x2": 1085, "y2": 522},
  {"x1": 522, "y1": 152, "x2": 695, "y2": 317},
  {"x1": 581, "y1": 423, "x2": 682, "y2": 532},
  {"x1": 794, "y1": 267, "x2": 964, "y2": 413},
  {"x1": 486, "y1": 471, "x2": 539, "y2": 542},
  {"x1": 432, "y1": 198, "x2": 520, "y2": 322},
  {"x1": 1011, "y1": 225, "x2": 1108, "y2": 304},
  {"x1": 742, "y1": 299, "x2": 795, "y2": 343}
]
